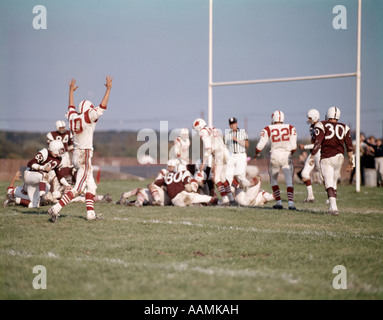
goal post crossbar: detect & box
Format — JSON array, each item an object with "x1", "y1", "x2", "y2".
[
  {"x1": 208, "y1": 0, "x2": 362, "y2": 192},
  {"x1": 210, "y1": 72, "x2": 357, "y2": 87}
]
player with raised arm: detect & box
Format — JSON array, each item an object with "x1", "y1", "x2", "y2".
[
  {"x1": 254, "y1": 110, "x2": 297, "y2": 210},
  {"x1": 310, "y1": 107, "x2": 354, "y2": 215},
  {"x1": 48, "y1": 76, "x2": 113, "y2": 222},
  {"x1": 298, "y1": 109, "x2": 322, "y2": 203}
]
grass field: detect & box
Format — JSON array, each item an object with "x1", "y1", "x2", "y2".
[{"x1": 0, "y1": 179, "x2": 382, "y2": 300}]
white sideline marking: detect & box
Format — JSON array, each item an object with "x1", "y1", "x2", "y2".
[
  {"x1": 3, "y1": 249, "x2": 299, "y2": 285},
  {"x1": 112, "y1": 217, "x2": 382, "y2": 240},
  {"x1": 4, "y1": 249, "x2": 382, "y2": 293}
]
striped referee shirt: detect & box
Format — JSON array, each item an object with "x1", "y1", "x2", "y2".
[{"x1": 225, "y1": 128, "x2": 248, "y2": 154}]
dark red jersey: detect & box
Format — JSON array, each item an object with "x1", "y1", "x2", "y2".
[
  {"x1": 155, "y1": 171, "x2": 191, "y2": 200},
  {"x1": 47, "y1": 130, "x2": 74, "y2": 153},
  {"x1": 27, "y1": 148, "x2": 67, "y2": 181},
  {"x1": 311, "y1": 121, "x2": 353, "y2": 159}
]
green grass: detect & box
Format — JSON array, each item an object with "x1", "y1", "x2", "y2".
[{"x1": 0, "y1": 179, "x2": 382, "y2": 300}]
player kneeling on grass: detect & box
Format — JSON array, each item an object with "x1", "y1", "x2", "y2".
[
  {"x1": 3, "y1": 141, "x2": 71, "y2": 208},
  {"x1": 232, "y1": 175, "x2": 275, "y2": 207},
  {"x1": 154, "y1": 160, "x2": 218, "y2": 207}
]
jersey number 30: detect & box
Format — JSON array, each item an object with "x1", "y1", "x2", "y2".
[{"x1": 324, "y1": 123, "x2": 346, "y2": 140}]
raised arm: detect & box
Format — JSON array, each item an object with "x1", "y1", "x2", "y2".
[
  {"x1": 100, "y1": 75, "x2": 113, "y2": 107},
  {"x1": 69, "y1": 78, "x2": 78, "y2": 106}
]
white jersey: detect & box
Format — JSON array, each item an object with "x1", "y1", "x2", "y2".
[
  {"x1": 173, "y1": 136, "x2": 190, "y2": 164},
  {"x1": 67, "y1": 104, "x2": 107, "y2": 150},
  {"x1": 256, "y1": 123, "x2": 297, "y2": 154},
  {"x1": 200, "y1": 126, "x2": 227, "y2": 158}
]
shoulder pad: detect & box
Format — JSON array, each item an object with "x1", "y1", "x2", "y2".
[{"x1": 314, "y1": 121, "x2": 325, "y2": 131}]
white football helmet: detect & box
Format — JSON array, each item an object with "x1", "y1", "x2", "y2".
[
  {"x1": 49, "y1": 140, "x2": 65, "y2": 156},
  {"x1": 180, "y1": 128, "x2": 189, "y2": 141},
  {"x1": 306, "y1": 109, "x2": 320, "y2": 124},
  {"x1": 271, "y1": 110, "x2": 284, "y2": 124},
  {"x1": 167, "y1": 159, "x2": 180, "y2": 172},
  {"x1": 55, "y1": 120, "x2": 66, "y2": 133},
  {"x1": 327, "y1": 106, "x2": 341, "y2": 120},
  {"x1": 78, "y1": 100, "x2": 94, "y2": 114},
  {"x1": 192, "y1": 118, "x2": 206, "y2": 132}
]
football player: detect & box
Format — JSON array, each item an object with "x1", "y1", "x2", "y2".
[
  {"x1": 117, "y1": 166, "x2": 171, "y2": 207},
  {"x1": 298, "y1": 109, "x2": 323, "y2": 203},
  {"x1": 173, "y1": 128, "x2": 190, "y2": 165},
  {"x1": 254, "y1": 110, "x2": 298, "y2": 210},
  {"x1": 47, "y1": 120, "x2": 74, "y2": 167},
  {"x1": 192, "y1": 118, "x2": 235, "y2": 205},
  {"x1": 154, "y1": 159, "x2": 218, "y2": 207},
  {"x1": 4, "y1": 140, "x2": 70, "y2": 208},
  {"x1": 310, "y1": 107, "x2": 354, "y2": 215},
  {"x1": 233, "y1": 175, "x2": 276, "y2": 207},
  {"x1": 48, "y1": 76, "x2": 113, "y2": 222}
]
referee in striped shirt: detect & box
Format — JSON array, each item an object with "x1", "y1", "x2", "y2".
[{"x1": 224, "y1": 117, "x2": 249, "y2": 186}]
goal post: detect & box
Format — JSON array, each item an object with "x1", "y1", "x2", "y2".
[{"x1": 208, "y1": 0, "x2": 362, "y2": 192}]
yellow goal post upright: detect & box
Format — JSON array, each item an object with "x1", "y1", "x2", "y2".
[{"x1": 208, "y1": 0, "x2": 362, "y2": 192}]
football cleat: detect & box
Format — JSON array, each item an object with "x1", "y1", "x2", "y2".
[
  {"x1": 3, "y1": 193, "x2": 16, "y2": 208},
  {"x1": 288, "y1": 205, "x2": 297, "y2": 210},
  {"x1": 48, "y1": 207, "x2": 59, "y2": 223},
  {"x1": 329, "y1": 210, "x2": 339, "y2": 216},
  {"x1": 302, "y1": 198, "x2": 315, "y2": 203},
  {"x1": 272, "y1": 204, "x2": 283, "y2": 210},
  {"x1": 87, "y1": 210, "x2": 103, "y2": 221}
]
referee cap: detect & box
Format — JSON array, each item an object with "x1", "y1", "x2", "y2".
[{"x1": 228, "y1": 117, "x2": 237, "y2": 125}]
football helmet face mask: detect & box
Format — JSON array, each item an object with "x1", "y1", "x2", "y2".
[
  {"x1": 55, "y1": 120, "x2": 66, "y2": 133},
  {"x1": 192, "y1": 118, "x2": 206, "y2": 132},
  {"x1": 327, "y1": 106, "x2": 341, "y2": 120},
  {"x1": 49, "y1": 140, "x2": 65, "y2": 156},
  {"x1": 271, "y1": 110, "x2": 284, "y2": 124},
  {"x1": 306, "y1": 109, "x2": 320, "y2": 125},
  {"x1": 78, "y1": 100, "x2": 94, "y2": 114}
]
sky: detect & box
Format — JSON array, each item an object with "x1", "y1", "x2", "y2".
[{"x1": 0, "y1": 0, "x2": 382, "y2": 140}]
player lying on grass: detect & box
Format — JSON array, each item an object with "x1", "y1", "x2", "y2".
[
  {"x1": 116, "y1": 165, "x2": 171, "y2": 207},
  {"x1": 154, "y1": 160, "x2": 218, "y2": 207},
  {"x1": 232, "y1": 175, "x2": 276, "y2": 207}
]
